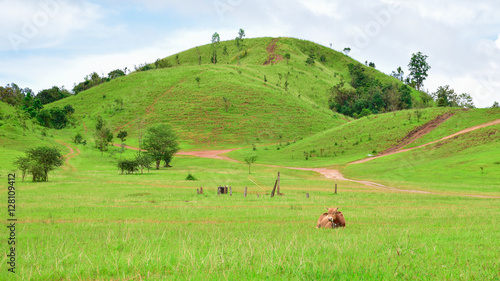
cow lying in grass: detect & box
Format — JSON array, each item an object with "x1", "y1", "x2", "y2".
[{"x1": 316, "y1": 207, "x2": 346, "y2": 229}]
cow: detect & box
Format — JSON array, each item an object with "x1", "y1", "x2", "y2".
[{"x1": 316, "y1": 207, "x2": 345, "y2": 229}]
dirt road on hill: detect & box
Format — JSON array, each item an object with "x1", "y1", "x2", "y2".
[
  {"x1": 349, "y1": 117, "x2": 500, "y2": 165},
  {"x1": 55, "y1": 140, "x2": 81, "y2": 172}
]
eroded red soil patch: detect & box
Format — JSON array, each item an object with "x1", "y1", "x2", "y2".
[{"x1": 263, "y1": 38, "x2": 283, "y2": 65}]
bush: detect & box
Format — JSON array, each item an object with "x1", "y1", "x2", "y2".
[
  {"x1": 118, "y1": 159, "x2": 138, "y2": 174},
  {"x1": 73, "y1": 133, "x2": 83, "y2": 144},
  {"x1": 185, "y1": 173, "x2": 197, "y2": 181}
]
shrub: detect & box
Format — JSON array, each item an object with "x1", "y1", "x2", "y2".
[
  {"x1": 73, "y1": 133, "x2": 83, "y2": 144},
  {"x1": 118, "y1": 159, "x2": 138, "y2": 174},
  {"x1": 186, "y1": 173, "x2": 197, "y2": 181}
]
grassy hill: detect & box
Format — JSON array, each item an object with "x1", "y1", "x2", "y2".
[{"x1": 47, "y1": 37, "x2": 425, "y2": 148}]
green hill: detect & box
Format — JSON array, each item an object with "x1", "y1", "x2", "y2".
[{"x1": 48, "y1": 37, "x2": 424, "y2": 147}]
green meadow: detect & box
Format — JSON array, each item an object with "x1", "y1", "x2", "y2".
[
  {"x1": 1, "y1": 144, "x2": 499, "y2": 280},
  {"x1": 1, "y1": 37, "x2": 499, "y2": 280}
]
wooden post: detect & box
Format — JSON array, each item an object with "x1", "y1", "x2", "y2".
[
  {"x1": 218, "y1": 186, "x2": 221, "y2": 195},
  {"x1": 306, "y1": 193, "x2": 309, "y2": 198},
  {"x1": 271, "y1": 180, "x2": 278, "y2": 197},
  {"x1": 256, "y1": 194, "x2": 259, "y2": 198},
  {"x1": 200, "y1": 187, "x2": 203, "y2": 194},
  {"x1": 244, "y1": 187, "x2": 247, "y2": 197},
  {"x1": 229, "y1": 186, "x2": 232, "y2": 196},
  {"x1": 335, "y1": 183, "x2": 337, "y2": 194},
  {"x1": 197, "y1": 188, "x2": 199, "y2": 194},
  {"x1": 277, "y1": 172, "x2": 281, "y2": 195}
]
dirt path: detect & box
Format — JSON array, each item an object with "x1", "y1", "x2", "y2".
[
  {"x1": 176, "y1": 149, "x2": 239, "y2": 162},
  {"x1": 263, "y1": 38, "x2": 283, "y2": 65},
  {"x1": 350, "y1": 117, "x2": 500, "y2": 165},
  {"x1": 82, "y1": 120, "x2": 88, "y2": 134},
  {"x1": 381, "y1": 113, "x2": 454, "y2": 155},
  {"x1": 55, "y1": 139, "x2": 81, "y2": 172},
  {"x1": 113, "y1": 143, "x2": 146, "y2": 151}
]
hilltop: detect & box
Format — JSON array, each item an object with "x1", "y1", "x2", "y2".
[{"x1": 48, "y1": 37, "x2": 425, "y2": 147}]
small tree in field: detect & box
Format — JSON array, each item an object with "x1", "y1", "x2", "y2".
[
  {"x1": 142, "y1": 124, "x2": 180, "y2": 169},
  {"x1": 15, "y1": 146, "x2": 63, "y2": 182},
  {"x1": 244, "y1": 156, "x2": 257, "y2": 174}
]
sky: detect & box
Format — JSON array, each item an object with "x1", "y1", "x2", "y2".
[{"x1": 1, "y1": 0, "x2": 500, "y2": 108}]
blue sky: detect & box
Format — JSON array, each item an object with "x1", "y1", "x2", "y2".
[{"x1": 1, "y1": 0, "x2": 500, "y2": 107}]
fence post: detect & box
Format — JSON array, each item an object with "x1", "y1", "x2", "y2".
[
  {"x1": 271, "y1": 180, "x2": 278, "y2": 197},
  {"x1": 197, "y1": 188, "x2": 199, "y2": 194},
  {"x1": 244, "y1": 187, "x2": 247, "y2": 197},
  {"x1": 218, "y1": 186, "x2": 221, "y2": 195},
  {"x1": 200, "y1": 187, "x2": 203, "y2": 194},
  {"x1": 277, "y1": 171, "x2": 281, "y2": 195},
  {"x1": 229, "y1": 186, "x2": 232, "y2": 196},
  {"x1": 306, "y1": 193, "x2": 309, "y2": 198},
  {"x1": 335, "y1": 183, "x2": 337, "y2": 194}
]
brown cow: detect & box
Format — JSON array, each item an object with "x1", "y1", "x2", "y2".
[
  {"x1": 316, "y1": 207, "x2": 345, "y2": 228},
  {"x1": 316, "y1": 207, "x2": 338, "y2": 228}
]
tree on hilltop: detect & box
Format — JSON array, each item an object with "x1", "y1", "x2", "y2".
[
  {"x1": 211, "y1": 32, "x2": 220, "y2": 64},
  {"x1": 408, "y1": 52, "x2": 431, "y2": 91},
  {"x1": 235, "y1": 28, "x2": 245, "y2": 65}
]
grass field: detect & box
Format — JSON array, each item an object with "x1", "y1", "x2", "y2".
[{"x1": 1, "y1": 140, "x2": 499, "y2": 280}]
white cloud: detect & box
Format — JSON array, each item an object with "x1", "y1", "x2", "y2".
[
  {"x1": 496, "y1": 34, "x2": 500, "y2": 50},
  {"x1": 298, "y1": 0, "x2": 343, "y2": 19},
  {"x1": 0, "y1": 0, "x2": 105, "y2": 51}
]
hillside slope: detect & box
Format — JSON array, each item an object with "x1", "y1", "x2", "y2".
[{"x1": 49, "y1": 37, "x2": 423, "y2": 147}]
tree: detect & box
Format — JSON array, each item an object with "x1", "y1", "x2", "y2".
[
  {"x1": 235, "y1": 28, "x2": 245, "y2": 65},
  {"x1": 114, "y1": 98, "x2": 123, "y2": 110},
  {"x1": 244, "y1": 156, "x2": 257, "y2": 174},
  {"x1": 343, "y1": 47, "x2": 351, "y2": 56},
  {"x1": 49, "y1": 107, "x2": 69, "y2": 129},
  {"x1": 15, "y1": 146, "x2": 63, "y2": 182},
  {"x1": 94, "y1": 116, "x2": 113, "y2": 156},
  {"x1": 306, "y1": 56, "x2": 315, "y2": 66},
  {"x1": 433, "y1": 85, "x2": 456, "y2": 107},
  {"x1": 492, "y1": 101, "x2": 499, "y2": 108},
  {"x1": 117, "y1": 130, "x2": 128, "y2": 143},
  {"x1": 63, "y1": 104, "x2": 75, "y2": 117},
  {"x1": 135, "y1": 153, "x2": 153, "y2": 174},
  {"x1": 284, "y1": 53, "x2": 291, "y2": 64},
  {"x1": 0, "y1": 84, "x2": 24, "y2": 106},
  {"x1": 211, "y1": 32, "x2": 220, "y2": 64},
  {"x1": 457, "y1": 93, "x2": 475, "y2": 108},
  {"x1": 142, "y1": 124, "x2": 180, "y2": 169},
  {"x1": 95, "y1": 127, "x2": 113, "y2": 156},
  {"x1": 408, "y1": 52, "x2": 431, "y2": 91},
  {"x1": 117, "y1": 130, "x2": 128, "y2": 156},
  {"x1": 117, "y1": 159, "x2": 138, "y2": 174},
  {"x1": 399, "y1": 84, "x2": 412, "y2": 109},
  {"x1": 37, "y1": 86, "x2": 71, "y2": 104},
  {"x1": 108, "y1": 69, "x2": 126, "y2": 79},
  {"x1": 13, "y1": 156, "x2": 30, "y2": 181}
]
